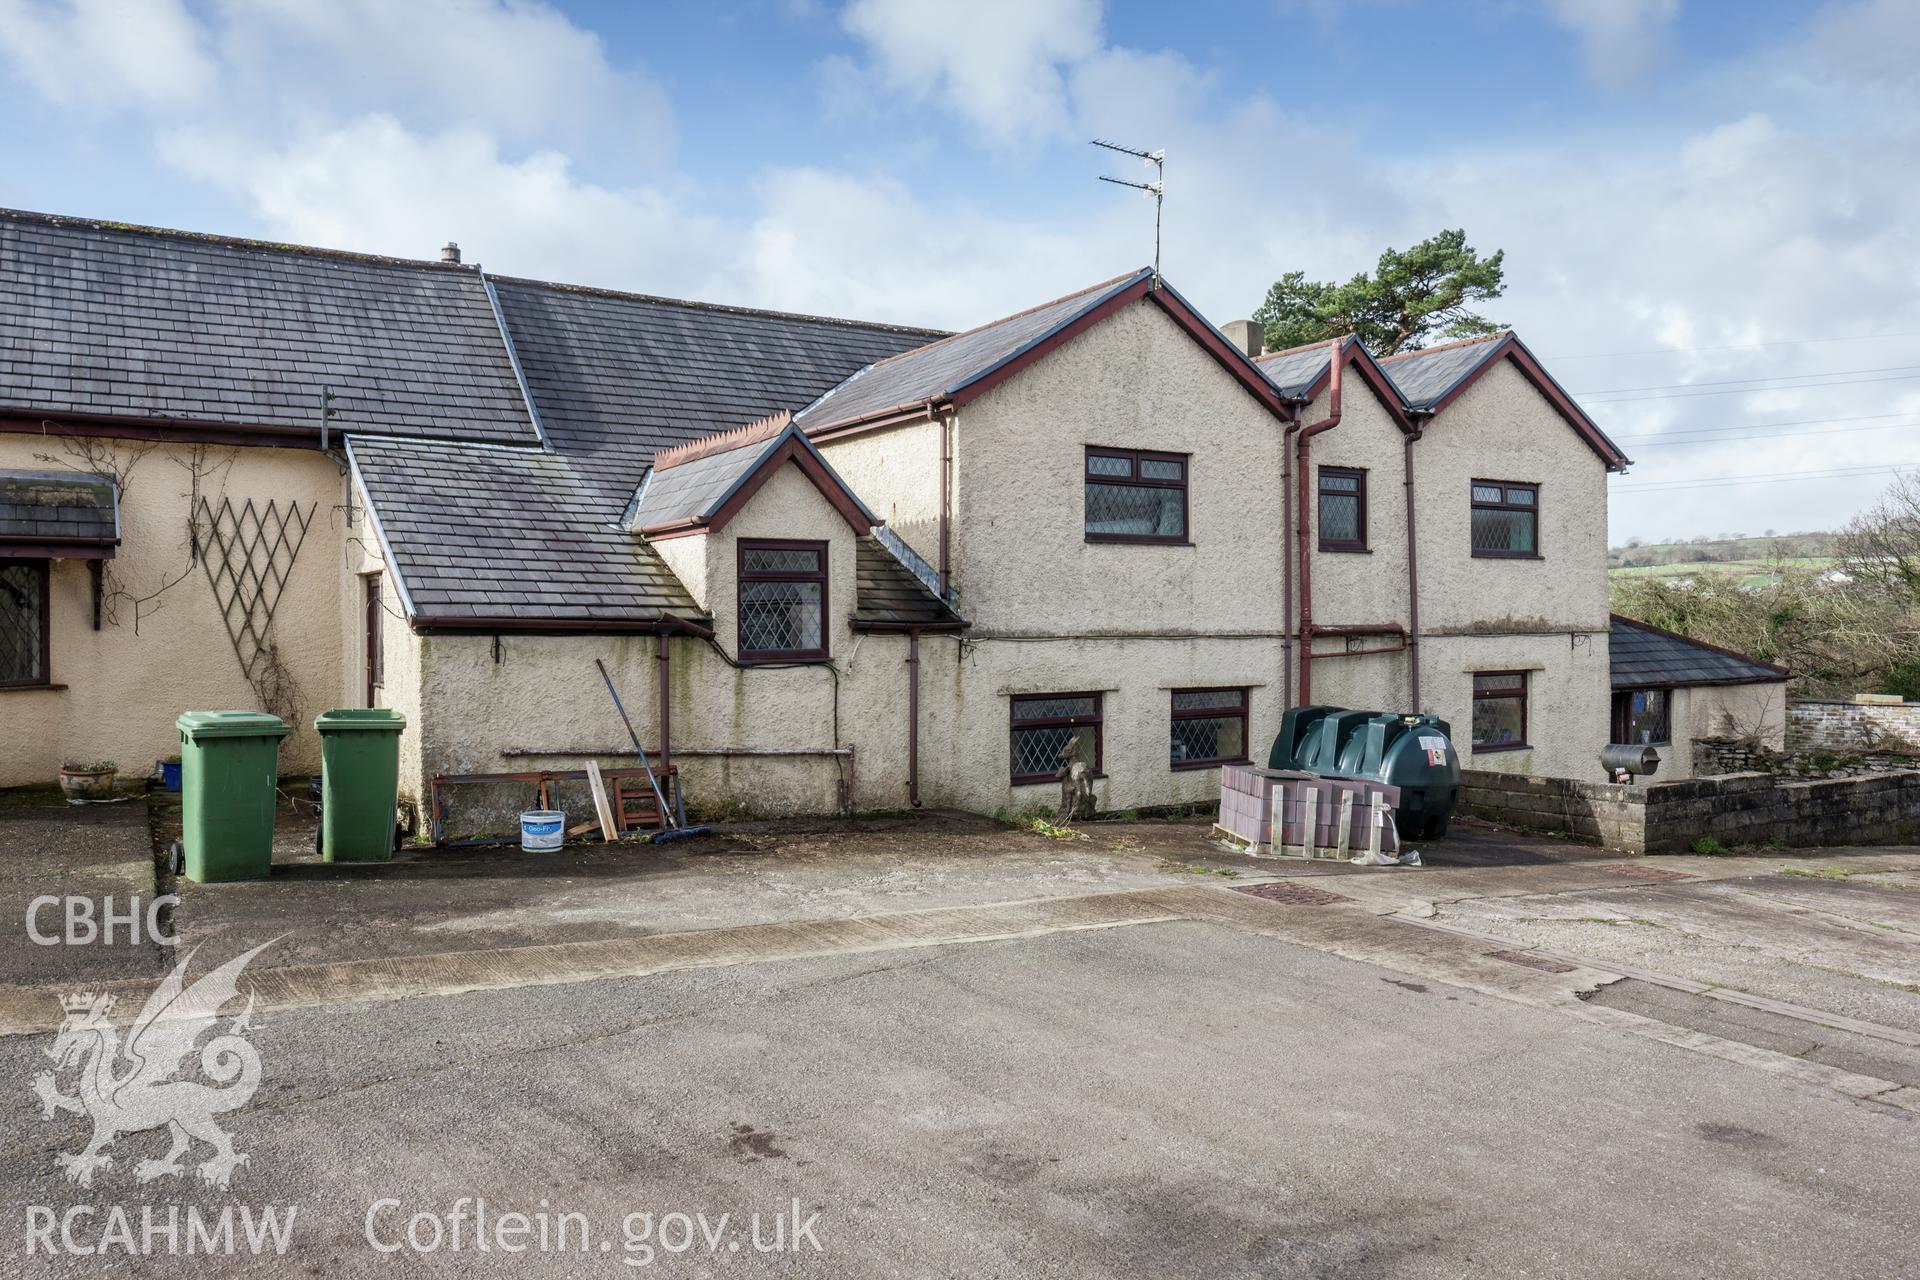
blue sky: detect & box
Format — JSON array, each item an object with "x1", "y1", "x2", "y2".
[{"x1": 1, "y1": 0, "x2": 1915, "y2": 542}]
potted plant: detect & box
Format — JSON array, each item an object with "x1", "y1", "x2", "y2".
[{"x1": 59, "y1": 760, "x2": 118, "y2": 801}]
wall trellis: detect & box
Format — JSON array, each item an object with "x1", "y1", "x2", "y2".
[{"x1": 197, "y1": 496, "x2": 315, "y2": 717}]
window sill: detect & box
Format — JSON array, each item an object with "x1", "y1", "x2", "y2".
[
  {"x1": 1011, "y1": 771, "x2": 1107, "y2": 787},
  {"x1": 0, "y1": 683, "x2": 66, "y2": 693},
  {"x1": 1471, "y1": 743, "x2": 1531, "y2": 754},
  {"x1": 1318, "y1": 545, "x2": 1370, "y2": 554},
  {"x1": 737, "y1": 654, "x2": 831, "y2": 666},
  {"x1": 1171, "y1": 757, "x2": 1250, "y2": 772},
  {"x1": 1084, "y1": 537, "x2": 1193, "y2": 548},
  {"x1": 1471, "y1": 553, "x2": 1544, "y2": 561}
]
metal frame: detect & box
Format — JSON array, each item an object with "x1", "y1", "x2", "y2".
[
  {"x1": 736, "y1": 538, "x2": 830, "y2": 662},
  {"x1": 1169, "y1": 686, "x2": 1250, "y2": 771},
  {"x1": 1469, "y1": 479, "x2": 1541, "y2": 559},
  {"x1": 1010, "y1": 691, "x2": 1104, "y2": 784},
  {"x1": 428, "y1": 765, "x2": 679, "y2": 847},
  {"x1": 1084, "y1": 447, "x2": 1190, "y2": 545},
  {"x1": 1471, "y1": 670, "x2": 1530, "y2": 752},
  {"x1": 1316, "y1": 465, "x2": 1368, "y2": 552},
  {"x1": 0, "y1": 558, "x2": 51, "y2": 688}
]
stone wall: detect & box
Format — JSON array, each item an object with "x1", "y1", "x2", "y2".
[
  {"x1": 1459, "y1": 768, "x2": 1920, "y2": 854},
  {"x1": 1789, "y1": 699, "x2": 1920, "y2": 752},
  {"x1": 1692, "y1": 737, "x2": 1920, "y2": 780}
]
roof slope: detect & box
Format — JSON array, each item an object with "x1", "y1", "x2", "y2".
[
  {"x1": 492, "y1": 277, "x2": 940, "y2": 511},
  {"x1": 1377, "y1": 334, "x2": 1509, "y2": 407},
  {"x1": 1610, "y1": 614, "x2": 1790, "y2": 689},
  {"x1": 0, "y1": 470, "x2": 117, "y2": 545},
  {"x1": 626, "y1": 414, "x2": 879, "y2": 536},
  {"x1": 350, "y1": 437, "x2": 703, "y2": 631},
  {"x1": 795, "y1": 270, "x2": 1150, "y2": 431},
  {"x1": 0, "y1": 209, "x2": 536, "y2": 444},
  {"x1": 853, "y1": 535, "x2": 965, "y2": 629}
]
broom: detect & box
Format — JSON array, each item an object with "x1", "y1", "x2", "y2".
[{"x1": 595, "y1": 658, "x2": 711, "y2": 843}]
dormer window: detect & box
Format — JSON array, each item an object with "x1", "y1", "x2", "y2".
[{"x1": 738, "y1": 539, "x2": 828, "y2": 661}]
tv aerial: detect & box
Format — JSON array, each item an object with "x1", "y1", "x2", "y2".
[{"x1": 1091, "y1": 138, "x2": 1164, "y2": 282}]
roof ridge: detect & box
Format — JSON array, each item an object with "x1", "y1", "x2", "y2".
[
  {"x1": 652, "y1": 410, "x2": 792, "y2": 471},
  {"x1": 0, "y1": 205, "x2": 479, "y2": 276},
  {"x1": 831, "y1": 268, "x2": 1147, "y2": 383},
  {"x1": 0, "y1": 205, "x2": 951, "y2": 338},
  {"x1": 486, "y1": 273, "x2": 950, "y2": 338},
  {"x1": 1377, "y1": 330, "x2": 1511, "y2": 363},
  {"x1": 1254, "y1": 334, "x2": 1361, "y2": 364}
]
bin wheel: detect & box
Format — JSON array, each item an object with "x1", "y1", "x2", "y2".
[{"x1": 168, "y1": 841, "x2": 183, "y2": 877}]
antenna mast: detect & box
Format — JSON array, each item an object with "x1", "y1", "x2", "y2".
[{"x1": 1091, "y1": 139, "x2": 1164, "y2": 283}]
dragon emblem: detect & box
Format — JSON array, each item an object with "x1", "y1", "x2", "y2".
[{"x1": 32, "y1": 941, "x2": 272, "y2": 1188}]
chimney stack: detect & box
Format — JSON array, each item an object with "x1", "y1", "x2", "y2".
[
  {"x1": 440, "y1": 242, "x2": 462, "y2": 264},
  {"x1": 1223, "y1": 319, "x2": 1264, "y2": 359}
]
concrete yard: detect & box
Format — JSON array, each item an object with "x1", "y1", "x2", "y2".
[{"x1": 2, "y1": 796, "x2": 1916, "y2": 1277}]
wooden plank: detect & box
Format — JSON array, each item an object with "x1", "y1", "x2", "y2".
[{"x1": 584, "y1": 761, "x2": 619, "y2": 842}]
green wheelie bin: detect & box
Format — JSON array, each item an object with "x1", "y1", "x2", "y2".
[
  {"x1": 176, "y1": 711, "x2": 292, "y2": 883},
  {"x1": 315, "y1": 708, "x2": 407, "y2": 862}
]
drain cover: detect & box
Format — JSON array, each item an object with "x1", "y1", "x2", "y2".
[
  {"x1": 1488, "y1": 949, "x2": 1577, "y2": 974},
  {"x1": 1596, "y1": 864, "x2": 1694, "y2": 881},
  {"x1": 1233, "y1": 882, "x2": 1349, "y2": 906}
]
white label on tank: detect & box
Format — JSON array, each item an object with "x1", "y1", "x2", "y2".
[{"x1": 1418, "y1": 735, "x2": 1448, "y2": 753}]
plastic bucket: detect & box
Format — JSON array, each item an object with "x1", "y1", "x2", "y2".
[{"x1": 520, "y1": 810, "x2": 565, "y2": 852}]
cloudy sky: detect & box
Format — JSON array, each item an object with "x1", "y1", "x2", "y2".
[{"x1": 1, "y1": 0, "x2": 1915, "y2": 544}]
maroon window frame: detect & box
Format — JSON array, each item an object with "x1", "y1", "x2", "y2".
[
  {"x1": 1009, "y1": 692, "x2": 1103, "y2": 784},
  {"x1": 1472, "y1": 671, "x2": 1530, "y2": 752},
  {"x1": 1470, "y1": 480, "x2": 1541, "y2": 559},
  {"x1": 1169, "y1": 687, "x2": 1250, "y2": 770},
  {"x1": 1084, "y1": 447, "x2": 1189, "y2": 545},
  {"x1": 1317, "y1": 466, "x2": 1367, "y2": 552},
  {"x1": 1611, "y1": 688, "x2": 1671, "y2": 745},
  {"x1": 737, "y1": 539, "x2": 830, "y2": 663},
  {"x1": 0, "y1": 559, "x2": 52, "y2": 688}
]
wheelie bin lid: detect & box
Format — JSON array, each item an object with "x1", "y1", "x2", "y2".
[
  {"x1": 176, "y1": 710, "x2": 292, "y2": 739},
  {"x1": 314, "y1": 708, "x2": 408, "y2": 733}
]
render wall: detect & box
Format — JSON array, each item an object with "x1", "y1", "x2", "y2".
[
  {"x1": 1658, "y1": 682, "x2": 1789, "y2": 779},
  {"x1": 0, "y1": 433, "x2": 354, "y2": 787},
  {"x1": 814, "y1": 417, "x2": 944, "y2": 573},
  {"x1": 399, "y1": 460, "x2": 936, "y2": 823}
]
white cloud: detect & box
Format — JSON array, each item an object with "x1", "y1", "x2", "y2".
[
  {"x1": 0, "y1": 0, "x2": 214, "y2": 107},
  {"x1": 1545, "y1": 0, "x2": 1679, "y2": 87},
  {"x1": 838, "y1": 0, "x2": 1103, "y2": 145}
]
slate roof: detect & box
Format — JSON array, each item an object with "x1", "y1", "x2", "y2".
[
  {"x1": 349, "y1": 437, "x2": 703, "y2": 630},
  {"x1": 625, "y1": 416, "x2": 879, "y2": 535},
  {"x1": 1610, "y1": 614, "x2": 1790, "y2": 689},
  {"x1": 1377, "y1": 333, "x2": 1509, "y2": 408},
  {"x1": 491, "y1": 277, "x2": 940, "y2": 512},
  {"x1": 0, "y1": 209, "x2": 536, "y2": 444},
  {"x1": 854, "y1": 535, "x2": 965, "y2": 629},
  {"x1": 795, "y1": 270, "x2": 1150, "y2": 431},
  {"x1": 0, "y1": 470, "x2": 118, "y2": 545},
  {"x1": 1253, "y1": 337, "x2": 1347, "y2": 399}
]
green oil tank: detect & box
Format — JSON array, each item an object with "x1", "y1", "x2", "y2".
[{"x1": 1269, "y1": 707, "x2": 1462, "y2": 840}]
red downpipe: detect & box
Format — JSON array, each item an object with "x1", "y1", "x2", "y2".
[
  {"x1": 1403, "y1": 424, "x2": 1425, "y2": 710},
  {"x1": 907, "y1": 628, "x2": 922, "y2": 807},
  {"x1": 656, "y1": 630, "x2": 672, "y2": 776},
  {"x1": 1281, "y1": 418, "x2": 1300, "y2": 706},
  {"x1": 1294, "y1": 341, "x2": 1345, "y2": 704}
]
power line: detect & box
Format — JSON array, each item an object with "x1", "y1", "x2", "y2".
[
  {"x1": 1605, "y1": 416, "x2": 1920, "y2": 450},
  {"x1": 1544, "y1": 329, "x2": 1920, "y2": 360},
  {"x1": 1585, "y1": 371, "x2": 1920, "y2": 404},
  {"x1": 1617, "y1": 417, "x2": 1920, "y2": 448},
  {"x1": 1573, "y1": 362, "x2": 1920, "y2": 396},
  {"x1": 1614, "y1": 462, "x2": 1914, "y2": 493}
]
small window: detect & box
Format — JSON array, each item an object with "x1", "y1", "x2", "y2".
[
  {"x1": 1085, "y1": 448, "x2": 1187, "y2": 544},
  {"x1": 1010, "y1": 693, "x2": 1102, "y2": 783},
  {"x1": 364, "y1": 573, "x2": 385, "y2": 705},
  {"x1": 1170, "y1": 687, "x2": 1250, "y2": 769},
  {"x1": 0, "y1": 560, "x2": 50, "y2": 687},
  {"x1": 1471, "y1": 481, "x2": 1539, "y2": 558},
  {"x1": 1317, "y1": 466, "x2": 1367, "y2": 552},
  {"x1": 1472, "y1": 671, "x2": 1529, "y2": 751},
  {"x1": 1612, "y1": 689, "x2": 1670, "y2": 745},
  {"x1": 737, "y1": 539, "x2": 828, "y2": 661}
]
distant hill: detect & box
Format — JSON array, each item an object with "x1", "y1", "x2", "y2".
[{"x1": 1607, "y1": 533, "x2": 1839, "y2": 586}]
